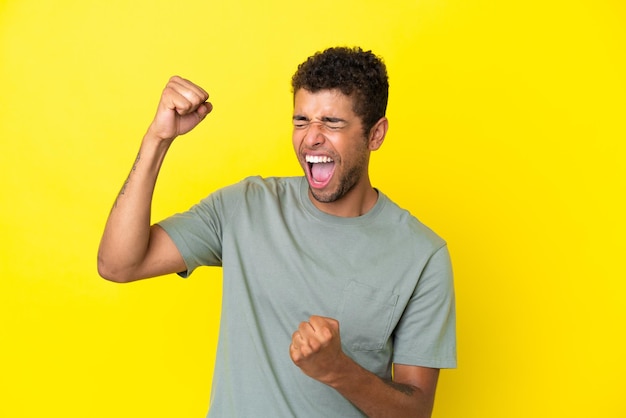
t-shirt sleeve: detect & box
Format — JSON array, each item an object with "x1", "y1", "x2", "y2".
[
  {"x1": 392, "y1": 244, "x2": 457, "y2": 369},
  {"x1": 157, "y1": 185, "x2": 241, "y2": 277}
]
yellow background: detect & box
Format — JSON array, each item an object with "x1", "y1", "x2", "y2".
[{"x1": 1, "y1": 0, "x2": 624, "y2": 417}]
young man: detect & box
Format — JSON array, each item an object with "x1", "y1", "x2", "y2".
[{"x1": 98, "y1": 47, "x2": 456, "y2": 418}]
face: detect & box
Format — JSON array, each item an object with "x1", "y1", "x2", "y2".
[{"x1": 292, "y1": 89, "x2": 373, "y2": 205}]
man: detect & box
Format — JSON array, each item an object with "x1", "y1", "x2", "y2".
[{"x1": 98, "y1": 47, "x2": 456, "y2": 418}]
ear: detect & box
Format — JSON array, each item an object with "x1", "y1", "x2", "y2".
[{"x1": 368, "y1": 117, "x2": 388, "y2": 151}]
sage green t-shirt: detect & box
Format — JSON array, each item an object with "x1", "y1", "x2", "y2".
[{"x1": 158, "y1": 176, "x2": 456, "y2": 417}]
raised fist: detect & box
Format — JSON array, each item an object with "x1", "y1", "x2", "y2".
[{"x1": 147, "y1": 76, "x2": 212, "y2": 142}]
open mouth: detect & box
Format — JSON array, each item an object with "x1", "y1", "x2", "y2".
[{"x1": 305, "y1": 154, "x2": 335, "y2": 188}]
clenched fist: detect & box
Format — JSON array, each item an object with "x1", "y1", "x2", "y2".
[
  {"x1": 290, "y1": 316, "x2": 348, "y2": 385},
  {"x1": 147, "y1": 76, "x2": 213, "y2": 142}
]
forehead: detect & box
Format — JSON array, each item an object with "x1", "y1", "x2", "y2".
[{"x1": 293, "y1": 88, "x2": 357, "y2": 117}]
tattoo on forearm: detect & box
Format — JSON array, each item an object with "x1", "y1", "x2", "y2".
[
  {"x1": 113, "y1": 153, "x2": 141, "y2": 208},
  {"x1": 385, "y1": 380, "x2": 416, "y2": 396}
]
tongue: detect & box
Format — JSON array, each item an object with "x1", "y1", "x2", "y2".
[{"x1": 311, "y1": 162, "x2": 334, "y2": 183}]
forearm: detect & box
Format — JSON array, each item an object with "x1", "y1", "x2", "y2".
[
  {"x1": 327, "y1": 357, "x2": 435, "y2": 418},
  {"x1": 97, "y1": 134, "x2": 171, "y2": 282}
]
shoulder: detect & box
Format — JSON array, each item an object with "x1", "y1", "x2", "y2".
[
  {"x1": 217, "y1": 176, "x2": 300, "y2": 194},
  {"x1": 204, "y1": 176, "x2": 299, "y2": 200},
  {"x1": 377, "y1": 192, "x2": 447, "y2": 252},
  {"x1": 203, "y1": 176, "x2": 303, "y2": 215}
]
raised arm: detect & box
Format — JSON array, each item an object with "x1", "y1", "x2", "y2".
[{"x1": 97, "y1": 76, "x2": 212, "y2": 283}]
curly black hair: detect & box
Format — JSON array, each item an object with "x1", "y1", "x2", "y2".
[{"x1": 291, "y1": 46, "x2": 389, "y2": 135}]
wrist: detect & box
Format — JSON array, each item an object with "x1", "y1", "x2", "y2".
[
  {"x1": 143, "y1": 127, "x2": 175, "y2": 147},
  {"x1": 322, "y1": 353, "x2": 364, "y2": 389},
  {"x1": 141, "y1": 129, "x2": 175, "y2": 156}
]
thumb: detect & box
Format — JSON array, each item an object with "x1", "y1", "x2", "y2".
[
  {"x1": 176, "y1": 101, "x2": 213, "y2": 136},
  {"x1": 196, "y1": 101, "x2": 213, "y2": 120}
]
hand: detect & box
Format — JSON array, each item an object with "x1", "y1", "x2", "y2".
[
  {"x1": 289, "y1": 316, "x2": 347, "y2": 384},
  {"x1": 146, "y1": 76, "x2": 213, "y2": 142}
]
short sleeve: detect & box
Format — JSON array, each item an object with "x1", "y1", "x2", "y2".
[
  {"x1": 157, "y1": 184, "x2": 243, "y2": 277},
  {"x1": 392, "y1": 245, "x2": 457, "y2": 369}
]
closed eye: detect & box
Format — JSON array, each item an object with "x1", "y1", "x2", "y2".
[
  {"x1": 321, "y1": 117, "x2": 347, "y2": 130},
  {"x1": 293, "y1": 115, "x2": 309, "y2": 129},
  {"x1": 292, "y1": 115, "x2": 348, "y2": 130}
]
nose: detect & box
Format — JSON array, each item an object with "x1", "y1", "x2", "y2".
[{"x1": 303, "y1": 121, "x2": 326, "y2": 148}]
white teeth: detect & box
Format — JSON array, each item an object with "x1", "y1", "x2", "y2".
[{"x1": 305, "y1": 155, "x2": 334, "y2": 163}]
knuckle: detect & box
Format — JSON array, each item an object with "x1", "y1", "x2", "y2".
[
  {"x1": 301, "y1": 344, "x2": 313, "y2": 356},
  {"x1": 321, "y1": 328, "x2": 333, "y2": 341},
  {"x1": 181, "y1": 90, "x2": 201, "y2": 104}
]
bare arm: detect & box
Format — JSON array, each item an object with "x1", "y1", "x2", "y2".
[
  {"x1": 97, "y1": 76, "x2": 212, "y2": 282},
  {"x1": 290, "y1": 316, "x2": 440, "y2": 418}
]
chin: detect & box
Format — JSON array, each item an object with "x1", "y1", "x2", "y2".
[
  {"x1": 310, "y1": 190, "x2": 336, "y2": 204},
  {"x1": 308, "y1": 183, "x2": 347, "y2": 204}
]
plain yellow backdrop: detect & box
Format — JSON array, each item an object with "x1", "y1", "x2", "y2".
[{"x1": 1, "y1": 0, "x2": 624, "y2": 417}]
